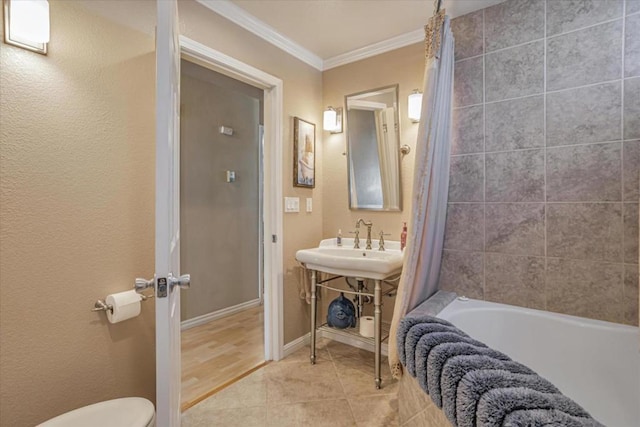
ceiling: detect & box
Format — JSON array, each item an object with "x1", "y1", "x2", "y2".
[{"x1": 224, "y1": 0, "x2": 505, "y2": 67}]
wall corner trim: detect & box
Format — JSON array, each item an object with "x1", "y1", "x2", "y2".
[
  {"x1": 194, "y1": 0, "x2": 426, "y2": 71},
  {"x1": 195, "y1": 0, "x2": 324, "y2": 71},
  {"x1": 323, "y1": 29, "x2": 424, "y2": 70}
]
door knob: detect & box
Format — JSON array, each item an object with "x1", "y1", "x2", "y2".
[
  {"x1": 169, "y1": 274, "x2": 191, "y2": 290},
  {"x1": 135, "y1": 277, "x2": 155, "y2": 294}
]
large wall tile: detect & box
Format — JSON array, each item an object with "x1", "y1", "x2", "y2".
[
  {"x1": 454, "y1": 57, "x2": 483, "y2": 108},
  {"x1": 452, "y1": 106, "x2": 483, "y2": 155},
  {"x1": 486, "y1": 150, "x2": 545, "y2": 202},
  {"x1": 628, "y1": 0, "x2": 640, "y2": 15},
  {"x1": 624, "y1": 203, "x2": 639, "y2": 263},
  {"x1": 547, "y1": 258, "x2": 623, "y2": 322},
  {"x1": 486, "y1": 41, "x2": 544, "y2": 102},
  {"x1": 439, "y1": 250, "x2": 484, "y2": 299},
  {"x1": 485, "y1": 203, "x2": 545, "y2": 256},
  {"x1": 547, "y1": 0, "x2": 623, "y2": 36},
  {"x1": 546, "y1": 82, "x2": 621, "y2": 146},
  {"x1": 624, "y1": 264, "x2": 639, "y2": 326},
  {"x1": 443, "y1": 204, "x2": 484, "y2": 252},
  {"x1": 623, "y1": 140, "x2": 640, "y2": 201},
  {"x1": 484, "y1": 0, "x2": 544, "y2": 51},
  {"x1": 451, "y1": 10, "x2": 484, "y2": 60},
  {"x1": 448, "y1": 154, "x2": 484, "y2": 202},
  {"x1": 624, "y1": 77, "x2": 640, "y2": 139},
  {"x1": 547, "y1": 143, "x2": 622, "y2": 202},
  {"x1": 626, "y1": 14, "x2": 640, "y2": 77},
  {"x1": 485, "y1": 96, "x2": 544, "y2": 152},
  {"x1": 547, "y1": 203, "x2": 623, "y2": 262},
  {"x1": 485, "y1": 254, "x2": 545, "y2": 309},
  {"x1": 547, "y1": 20, "x2": 622, "y2": 91}
]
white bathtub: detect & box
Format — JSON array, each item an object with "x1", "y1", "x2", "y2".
[{"x1": 437, "y1": 298, "x2": 640, "y2": 427}]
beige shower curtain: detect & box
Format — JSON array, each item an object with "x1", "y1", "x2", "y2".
[{"x1": 388, "y1": 13, "x2": 454, "y2": 378}]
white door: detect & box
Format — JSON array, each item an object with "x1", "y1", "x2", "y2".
[{"x1": 155, "y1": 0, "x2": 186, "y2": 425}]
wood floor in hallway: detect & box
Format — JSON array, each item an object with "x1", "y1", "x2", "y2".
[{"x1": 181, "y1": 305, "x2": 264, "y2": 411}]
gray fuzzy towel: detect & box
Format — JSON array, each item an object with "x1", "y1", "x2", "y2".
[
  {"x1": 407, "y1": 331, "x2": 484, "y2": 378},
  {"x1": 456, "y1": 370, "x2": 560, "y2": 427},
  {"x1": 424, "y1": 344, "x2": 512, "y2": 408},
  {"x1": 404, "y1": 324, "x2": 468, "y2": 377},
  {"x1": 397, "y1": 316, "x2": 456, "y2": 365},
  {"x1": 396, "y1": 314, "x2": 602, "y2": 427},
  {"x1": 441, "y1": 355, "x2": 536, "y2": 423},
  {"x1": 476, "y1": 387, "x2": 593, "y2": 427},
  {"x1": 503, "y1": 409, "x2": 605, "y2": 427}
]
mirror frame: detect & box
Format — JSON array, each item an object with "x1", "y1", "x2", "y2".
[{"x1": 344, "y1": 84, "x2": 402, "y2": 211}]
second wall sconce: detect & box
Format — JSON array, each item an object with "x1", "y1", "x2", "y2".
[
  {"x1": 323, "y1": 106, "x2": 343, "y2": 133},
  {"x1": 408, "y1": 89, "x2": 422, "y2": 123},
  {"x1": 2, "y1": 0, "x2": 50, "y2": 54}
]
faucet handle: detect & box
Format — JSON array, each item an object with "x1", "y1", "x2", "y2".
[
  {"x1": 349, "y1": 229, "x2": 360, "y2": 248},
  {"x1": 378, "y1": 230, "x2": 391, "y2": 251}
]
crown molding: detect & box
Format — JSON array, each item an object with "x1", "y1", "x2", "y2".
[
  {"x1": 323, "y1": 28, "x2": 424, "y2": 70},
  {"x1": 195, "y1": 0, "x2": 425, "y2": 71},
  {"x1": 196, "y1": 0, "x2": 324, "y2": 71}
]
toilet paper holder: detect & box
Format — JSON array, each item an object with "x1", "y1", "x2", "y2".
[{"x1": 91, "y1": 293, "x2": 153, "y2": 313}]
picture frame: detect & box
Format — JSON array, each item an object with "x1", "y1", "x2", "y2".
[{"x1": 293, "y1": 117, "x2": 316, "y2": 188}]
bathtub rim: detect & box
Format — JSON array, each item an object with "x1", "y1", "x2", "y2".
[{"x1": 437, "y1": 296, "x2": 639, "y2": 333}]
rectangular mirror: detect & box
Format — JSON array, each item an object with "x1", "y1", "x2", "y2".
[{"x1": 345, "y1": 84, "x2": 402, "y2": 211}]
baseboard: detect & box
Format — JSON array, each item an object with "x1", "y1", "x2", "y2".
[
  {"x1": 318, "y1": 329, "x2": 389, "y2": 357},
  {"x1": 280, "y1": 329, "x2": 390, "y2": 359},
  {"x1": 283, "y1": 333, "x2": 310, "y2": 358},
  {"x1": 181, "y1": 298, "x2": 261, "y2": 331}
]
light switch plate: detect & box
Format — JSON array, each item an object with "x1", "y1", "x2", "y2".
[
  {"x1": 306, "y1": 198, "x2": 312, "y2": 212},
  {"x1": 284, "y1": 197, "x2": 300, "y2": 213}
]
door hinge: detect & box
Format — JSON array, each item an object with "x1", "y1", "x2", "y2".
[{"x1": 272, "y1": 235, "x2": 277, "y2": 243}]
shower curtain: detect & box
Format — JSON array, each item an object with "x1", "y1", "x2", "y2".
[{"x1": 388, "y1": 14, "x2": 454, "y2": 378}]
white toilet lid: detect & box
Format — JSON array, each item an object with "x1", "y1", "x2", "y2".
[{"x1": 37, "y1": 397, "x2": 155, "y2": 427}]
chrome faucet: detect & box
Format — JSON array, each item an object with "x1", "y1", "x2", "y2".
[{"x1": 355, "y1": 218, "x2": 373, "y2": 250}]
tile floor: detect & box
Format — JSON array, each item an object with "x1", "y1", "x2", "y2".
[{"x1": 182, "y1": 339, "x2": 399, "y2": 426}]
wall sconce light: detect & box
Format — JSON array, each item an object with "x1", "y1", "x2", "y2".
[
  {"x1": 3, "y1": 0, "x2": 50, "y2": 55},
  {"x1": 408, "y1": 89, "x2": 422, "y2": 123},
  {"x1": 323, "y1": 106, "x2": 343, "y2": 133}
]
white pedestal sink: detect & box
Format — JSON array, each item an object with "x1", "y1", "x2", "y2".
[
  {"x1": 295, "y1": 238, "x2": 404, "y2": 280},
  {"x1": 296, "y1": 238, "x2": 404, "y2": 390}
]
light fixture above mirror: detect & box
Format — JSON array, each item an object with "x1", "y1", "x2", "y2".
[
  {"x1": 408, "y1": 89, "x2": 422, "y2": 123},
  {"x1": 2, "y1": 0, "x2": 50, "y2": 54},
  {"x1": 323, "y1": 106, "x2": 343, "y2": 133}
]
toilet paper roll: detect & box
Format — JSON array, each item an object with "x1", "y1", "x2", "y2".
[
  {"x1": 359, "y1": 316, "x2": 375, "y2": 338},
  {"x1": 106, "y1": 290, "x2": 142, "y2": 324}
]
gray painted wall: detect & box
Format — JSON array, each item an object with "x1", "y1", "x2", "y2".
[
  {"x1": 180, "y1": 60, "x2": 263, "y2": 321},
  {"x1": 441, "y1": 0, "x2": 639, "y2": 325}
]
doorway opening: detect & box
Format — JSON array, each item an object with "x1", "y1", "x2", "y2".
[{"x1": 179, "y1": 58, "x2": 266, "y2": 410}]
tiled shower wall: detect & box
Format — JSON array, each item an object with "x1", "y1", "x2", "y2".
[{"x1": 440, "y1": 0, "x2": 640, "y2": 325}]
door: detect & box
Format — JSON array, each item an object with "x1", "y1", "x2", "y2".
[{"x1": 155, "y1": 0, "x2": 185, "y2": 425}]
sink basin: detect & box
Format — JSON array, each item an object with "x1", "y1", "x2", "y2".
[{"x1": 296, "y1": 238, "x2": 404, "y2": 280}]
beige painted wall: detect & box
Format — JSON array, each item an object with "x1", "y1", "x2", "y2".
[
  {"x1": 321, "y1": 43, "x2": 423, "y2": 320},
  {"x1": 322, "y1": 43, "x2": 423, "y2": 242},
  {"x1": 0, "y1": 2, "x2": 156, "y2": 426},
  {"x1": 0, "y1": 0, "x2": 322, "y2": 425}
]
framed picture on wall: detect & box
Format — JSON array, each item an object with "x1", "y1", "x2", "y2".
[{"x1": 293, "y1": 117, "x2": 316, "y2": 188}]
